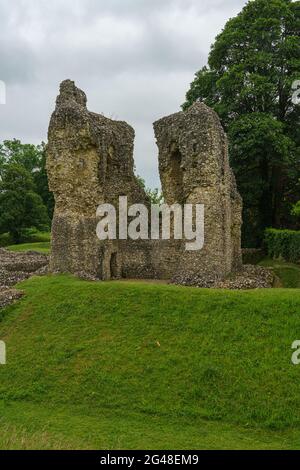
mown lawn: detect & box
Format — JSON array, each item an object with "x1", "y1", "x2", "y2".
[
  {"x1": 2, "y1": 231, "x2": 51, "y2": 253},
  {"x1": 6, "y1": 242, "x2": 50, "y2": 253},
  {"x1": 0, "y1": 231, "x2": 50, "y2": 248},
  {"x1": 1, "y1": 401, "x2": 300, "y2": 450},
  {"x1": 0, "y1": 275, "x2": 300, "y2": 449},
  {"x1": 259, "y1": 258, "x2": 300, "y2": 288}
]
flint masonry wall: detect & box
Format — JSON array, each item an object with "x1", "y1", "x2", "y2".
[
  {"x1": 47, "y1": 80, "x2": 242, "y2": 286},
  {"x1": 47, "y1": 79, "x2": 155, "y2": 279},
  {"x1": 153, "y1": 103, "x2": 242, "y2": 286}
]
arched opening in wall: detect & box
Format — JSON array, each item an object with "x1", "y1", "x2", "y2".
[
  {"x1": 170, "y1": 147, "x2": 184, "y2": 204},
  {"x1": 110, "y1": 252, "x2": 118, "y2": 279}
]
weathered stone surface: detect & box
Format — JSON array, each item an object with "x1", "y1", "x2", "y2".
[
  {"x1": 0, "y1": 289, "x2": 24, "y2": 309},
  {"x1": 0, "y1": 248, "x2": 49, "y2": 308},
  {"x1": 215, "y1": 265, "x2": 275, "y2": 290},
  {"x1": 47, "y1": 80, "x2": 244, "y2": 286},
  {"x1": 47, "y1": 79, "x2": 151, "y2": 279},
  {"x1": 153, "y1": 102, "x2": 243, "y2": 285},
  {"x1": 0, "y1": 249, "x2": 48, "y2": 285},
  {"x1": 170, "y1": 263, "x2": 274, "y2": 289}
]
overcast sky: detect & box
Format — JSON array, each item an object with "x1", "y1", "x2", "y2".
[{"x1": 0, "y1": 0, "x2": 248, "y2": 187}]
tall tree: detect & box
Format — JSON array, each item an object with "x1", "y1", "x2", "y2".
[
  {"x1": 0, "y1": 139, "x2": 54, "y2": 219},
  {"x1": 33, "y1": 148, "x2": 55, "y2": 219},
  {"x1": 0, "y1": 164, "x2": 49, "y2": 243},
  {"x1": 183, "y1": 0, "x2": 300, "y2": 247},
  {"x1": 0, "y1": 139, "x2": 41, "y2": 173}
]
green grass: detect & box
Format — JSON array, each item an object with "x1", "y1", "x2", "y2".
[
  {"x1": 259, "y1": 258, "x2": 300, "y2": 288},
  {"x1": 6, "y1": 242, "x2": 50, "y2": 253},
  {"x1": 0, "y1": 228, "x2": 50, "y2": 253},
  {"x1": 1, "y1": 401, "x2": 299, "y2": 450},
  {"x1": 0, "y1": 275, "x2": 300, "y2": 449},
  {"x1": 0, "y1": 230, "x2": 51, "y2": 244}
]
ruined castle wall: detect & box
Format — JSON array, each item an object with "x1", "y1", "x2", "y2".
[
  {"x1": 47, "y1": 80, "x2": 152, "y2": 279},
  {"x1": 47, "y1": 80, "x2": 242, "y2": 286},
  {"x1": 153, "y1": 103, "x2": 242, "y2": 286}
]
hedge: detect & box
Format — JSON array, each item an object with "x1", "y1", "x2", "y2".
[
  {"x1": 264, "y1": 228, "x2": 300, "y2": 263},
  {"x1": 0, "y1": 229, "x2": 50, "y2": 247}
]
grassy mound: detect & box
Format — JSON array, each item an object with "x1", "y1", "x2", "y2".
[{"x1": 0, "y1": 275, "x2": 300, "y2": 449}]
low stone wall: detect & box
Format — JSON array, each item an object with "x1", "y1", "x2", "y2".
[{"x1": 0, "y1": 249, "x2": 48, "y2": 308}]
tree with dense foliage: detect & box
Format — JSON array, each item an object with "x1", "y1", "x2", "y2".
[
  {"x1": 0, "y1": 163, "x2": 49, "y2": 243},
  {"x1": 183, "y1": 0, "x2": 300, "y2": 246},
  {"x1": 0, "y1": 139, "x2": 41, "y2": 174},
  {"x1": 292, "y1": 200, "x2": 300, "y2": 219},
  {"x1": 33, "y1": 150, "x2": 55, "y2": 219},
  {"x1": 0, "y1": 139, "x2": 54, "y2": 219},
  {"x1": 136, "y1": 174, "x2": 164, "y2": 205}
]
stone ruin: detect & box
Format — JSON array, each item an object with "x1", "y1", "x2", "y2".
[
  {"x1": 0, "y1": 249, "x2": 48, "y2": 308},
  {"x1": 46, "y1": 80, "x2": 243, "y2": 287}
]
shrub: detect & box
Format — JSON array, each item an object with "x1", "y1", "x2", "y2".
[
  {"x1": 292, "y1": 201, "x2": 300, "y2": 219},
  {"x1": 0, "y1": 229, "x2": 50, "y2": 247},
  {"x1": 264, "y1": 228, "x2": 300, "y2": 263},
  {"x1": 0, "y1": 233, "x2": 14, "y2": 247},
  {"x1": 242, "y1": 248, "x2": 265, "y2": 265}
]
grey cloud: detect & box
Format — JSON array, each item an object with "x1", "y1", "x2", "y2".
[{"x1": 0, "y1": 0, "x2": 248, "y2": 187}]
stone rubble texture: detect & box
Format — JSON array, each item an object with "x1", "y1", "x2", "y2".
[
  {"x1": 0, "y1": 248, "x2": 49, "y2": 308},
  {"x1": 47, "y1": 80, "x2": 244, "y2": 286},
  {"x1": 154, "y1": 103, "x2": 243, "y2": 286}
]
